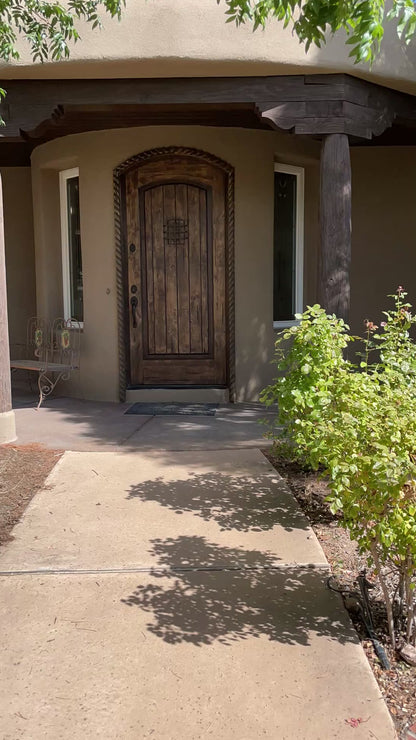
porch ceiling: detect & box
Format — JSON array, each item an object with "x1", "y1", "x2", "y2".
[{"x1": 1, "y1": 73, "x2": 416, "y2": 165}]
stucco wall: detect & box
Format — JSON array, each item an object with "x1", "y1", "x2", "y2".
[
  {"x1": 2, "y1": 167, "x2": 36, "y2": 348},
  {"x1": 350, "y1": 147, "x2": 416, "y2": 335},
  {"x1": 31, "y1": 126, "x2": 320, "y2": 402},
  {"x1": 1, "y1": 0, "x2": 416, "y2": 94},
  {"x1": 30, "y1": 128, "x2": 416, "y2": 402}
]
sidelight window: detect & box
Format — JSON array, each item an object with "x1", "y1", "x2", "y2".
[
  {"x1": 273, "y1": 164, "x2": 304, "y2": 328},
  {"x1": 59, "y1": 167, "x2": 83, "y2": 323}
]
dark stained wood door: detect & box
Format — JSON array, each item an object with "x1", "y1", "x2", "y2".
[{"x1": 125, "y1": 155, "x2": 227, "y2": 386}]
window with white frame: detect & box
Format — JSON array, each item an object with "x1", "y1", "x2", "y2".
[
  {"x1": 59, "y1": 167, "x2": 83, "y2": 323},
  {"x1": 273, "y1": 163, "x2": 304, "y2": 328}
]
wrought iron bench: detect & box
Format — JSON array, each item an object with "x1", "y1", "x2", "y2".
[{"x1": 10, "y1": 317, "x2": 80, "y2": 408}]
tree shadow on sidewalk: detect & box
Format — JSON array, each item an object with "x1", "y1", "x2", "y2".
[
  {"x1": 121, "y1": 536, "x2": 355, "y2": 647},
  {"x1": 126, "y1": 472, "x2": 309, "y2": 532}
]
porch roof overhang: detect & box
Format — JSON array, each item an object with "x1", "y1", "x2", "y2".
[{"x1": 1, "y1": 73, "x2": 416, "y2": 165}]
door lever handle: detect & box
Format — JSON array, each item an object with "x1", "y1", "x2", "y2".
[{"x1": 130, "y1": 295, "x2": 138, "y2": 328}]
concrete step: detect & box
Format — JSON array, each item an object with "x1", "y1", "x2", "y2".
[{"x1": 125, "y1": 386, "x2": 229, "y2": 403}]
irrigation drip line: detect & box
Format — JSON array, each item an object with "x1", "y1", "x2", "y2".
[{"x1": 327, "y1": 571, "x2": 391, "y2": 670}]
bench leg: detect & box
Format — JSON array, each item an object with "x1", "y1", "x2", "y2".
[{"x1": 37, "y1": 371, "x2": 67, "y2": 409}]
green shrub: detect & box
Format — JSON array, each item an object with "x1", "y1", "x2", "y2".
[{"x1": 261, "y1": 289, "x2": 416, "y2": 648}]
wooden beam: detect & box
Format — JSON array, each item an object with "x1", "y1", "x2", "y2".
[
  {"x1": 0, "y1": 74, "x2": 415, "y2": 163},
  {"x1": 0, "y1": 75, "x2": 348, "y2": 138},
  {"x1": 0, "y1": 172, "x2": 16, "y2": 442},
  {"x1": 319, "y1": 133, "x2": 352, "y2": 322},
  {"x1": 19, "y1": 102, "x2": 268, "y2": 143},
  {"x1": 1, "y1": 74, "x2": 414, "y2": 141},
  {"x1": 0, "y1": 141, "x2": 31, "y2": 166}
]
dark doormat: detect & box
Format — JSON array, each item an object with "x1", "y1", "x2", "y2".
[{"x1": 125, "y1": 402, "x2": 219, "y2": 416}]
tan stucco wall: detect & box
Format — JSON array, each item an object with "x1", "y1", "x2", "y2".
[
  {"x1": 350, "y1": 147, "x2": 416, "y2": 336},
  {"x1": 31, "y1": 126, "x2": 320, "y2": 402},
  {"x1": 30, "y1": 128, "x2": 416, "y2": 402},
  {"x1": 1, "y1": 0, "x2": 416, "y2": 94},
  {"x1": 2, "y1": 168, "x2": 36, "y2": 348}
]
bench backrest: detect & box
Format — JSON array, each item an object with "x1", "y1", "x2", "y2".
[
  {"x1": 26, "y1": 316, "x2": 80, "y2": 369},
  {"x1": 50, "y1": 318, "x2": 81, "y2": 368},
  {"x1": 27, "y1": 317, "x2": 49, "y2": 363}
]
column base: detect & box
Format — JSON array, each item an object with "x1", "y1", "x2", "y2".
[{"x1": 0, "y1": 409, "x2": 17, "y2": 444}]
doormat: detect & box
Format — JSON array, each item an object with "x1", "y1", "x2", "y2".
[{"x1": 125, "y1": 402, "x2": 219, "y2": 416}]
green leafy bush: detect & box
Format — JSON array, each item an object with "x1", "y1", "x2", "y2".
[{"x1": 261, "y1": 289, "x2": 416, "y2": 648}]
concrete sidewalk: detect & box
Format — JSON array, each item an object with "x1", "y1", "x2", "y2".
[
  {"x1": 12, "y1": 393, "x2": 276, "y2": 451},
  {"x1": 0, "y1": 442, "x2": 396, "y2": 739}
]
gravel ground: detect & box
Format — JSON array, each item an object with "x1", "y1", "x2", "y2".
[{"x1": 264, "y1": 448, "x2": 416, "y2": 740}]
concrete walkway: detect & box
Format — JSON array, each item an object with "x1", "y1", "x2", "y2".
[
  {"x1": 12, "y1": 394, "x2": 275, "y2": 451},
  {"x1": 0, "y1": 396, "x2": 396, "y2": 739}
]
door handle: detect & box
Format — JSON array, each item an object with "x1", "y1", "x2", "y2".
[{"x1": 130, "y1": 295, "x2": 138, "y2": 328}]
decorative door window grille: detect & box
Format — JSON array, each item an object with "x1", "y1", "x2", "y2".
[{"x1": 163, "y1": 218, "x2": 188, "y2": 246}]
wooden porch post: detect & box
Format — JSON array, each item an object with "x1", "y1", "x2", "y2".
[
  {"x1": 0, "y1": 173, "x2": 16, "y2": 443},
  {"x1": 319, "y1": 133, "x2": 352, "y2": 322}
]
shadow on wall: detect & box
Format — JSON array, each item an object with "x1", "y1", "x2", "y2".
[
  {"x1": 121, "y1": 535, "x2": 353, "y2": 647},
  {"x1": 235, "y1": 317, "x2": 274, "y2": 402},
  {"x1": 126, "y1": 471, "x2": 308, "y2": 533}
]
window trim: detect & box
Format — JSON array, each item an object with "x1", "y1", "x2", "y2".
[
  {"x1": 59, "y1": 167, "x2": 83, "y2": 326},
  {"x1": 273, "y1": 163, "x2": 304, "y2": 329}
]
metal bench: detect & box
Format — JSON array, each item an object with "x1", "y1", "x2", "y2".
[{"x1": 10, "y1": 317, "x2": 80, "y2": 408}]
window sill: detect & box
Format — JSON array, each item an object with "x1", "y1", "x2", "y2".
[
  {"x1": 273, "y1": 320, "x2": 300, "y2": 330},
  {"x1": 64, "y1": 319, "x2": 84, "y2": 331}
]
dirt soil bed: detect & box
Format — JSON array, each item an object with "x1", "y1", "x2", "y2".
[
  {"x1": 264, "y1": 448, "x2": 416, "y2": 740},
  {"x1": 0, "y1": 444, "x2": 62, "y2": 547}
]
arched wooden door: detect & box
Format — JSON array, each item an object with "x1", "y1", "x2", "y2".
[{"x1": 123, "y1": 154, "x2": 228, "y2": 387}]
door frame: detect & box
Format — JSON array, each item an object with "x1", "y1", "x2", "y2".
[{"x1": 114, "y1": 146, "x2": 235, "y2": 402}]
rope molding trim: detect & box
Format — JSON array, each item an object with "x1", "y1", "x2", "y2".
[{"x1": 113, "y1": 146, "x2": 236, "y2": 403}]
